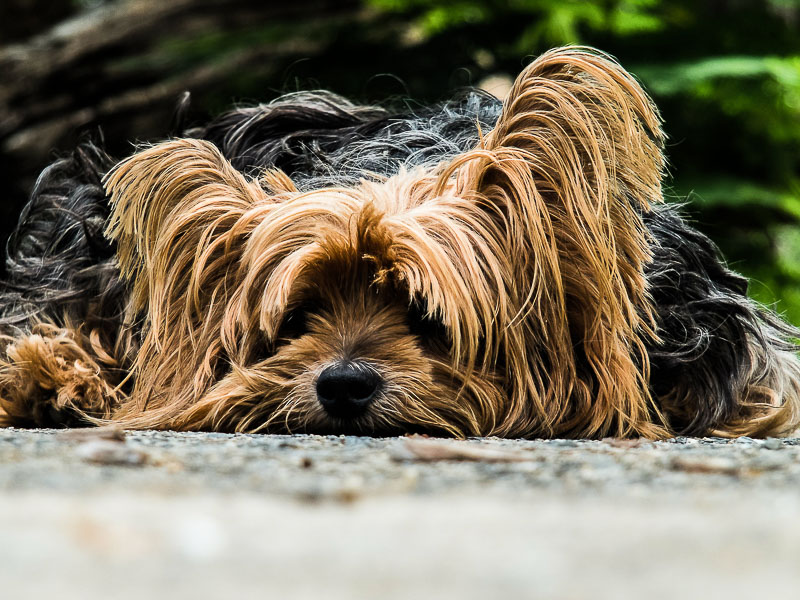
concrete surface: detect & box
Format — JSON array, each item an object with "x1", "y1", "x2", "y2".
[{"x1": 1, "y1": 429, "x2": 799, "y2": 599}]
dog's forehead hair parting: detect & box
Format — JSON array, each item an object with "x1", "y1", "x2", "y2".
[{"x1": 240, "y1": 171, "x2": 502, "y2": 371}]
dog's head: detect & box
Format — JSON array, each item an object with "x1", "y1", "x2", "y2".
[{"x1": 105, "y1": 47, "x2": 668, "y2": 438}]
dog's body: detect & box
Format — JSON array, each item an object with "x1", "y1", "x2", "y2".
[{"x1": 1, "y1": 47, "x2": 798, "y2": 438}]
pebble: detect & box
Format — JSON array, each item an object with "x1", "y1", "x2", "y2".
[
  {"x1": 0, "y1": 429, "x2": 798, "y2": 496},
  {"x1": 75, "y1": 440, "x2": 149, "y2": 466}
]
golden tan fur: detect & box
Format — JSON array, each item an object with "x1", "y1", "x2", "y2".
[
  {"x1": 1, "y1": 47, "x2": 798, "y2": 438},
  {"x1": 0, "y1": 323, "x2": 124, "y2": 426}
]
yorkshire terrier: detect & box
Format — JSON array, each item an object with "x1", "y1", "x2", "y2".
[{"x1": 1, "y1": 47, "x2": 798, "y2": 439}]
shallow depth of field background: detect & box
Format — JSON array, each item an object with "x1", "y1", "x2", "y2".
[{"x1": 2, "y1": 0, "x2": 800, "y2": 321}]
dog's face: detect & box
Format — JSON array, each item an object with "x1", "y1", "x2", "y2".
[
  {"x1": 105, "y1": 48, "x2": 670, "y2": 438},
  {"x1": 180, "y1": 173, "x2": 508, "y2": 436}
]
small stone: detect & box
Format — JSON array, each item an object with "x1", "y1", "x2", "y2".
[
  {"x1": 764, "y1": 438, "x2": 783, "y2": 450},
  {"x1": 75, "y1": 440, "x2": 148, "y2": 466},
  {"x1": 335, "y1": 475, "x2": 366, "y2": 503}
]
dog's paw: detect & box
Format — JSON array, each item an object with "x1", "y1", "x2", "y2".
[{"x1": 0, "y1": 328, "x2": 119, "y2": 427}]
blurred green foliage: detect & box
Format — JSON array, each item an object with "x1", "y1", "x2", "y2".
[
  {"x1": 7, "y1": 0, "x2": 800, "y2": 321},
  {"x1": 367, "y1": 0, "x2": 800, "y2": 323}
]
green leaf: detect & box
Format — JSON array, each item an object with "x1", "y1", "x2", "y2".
[
  {"x1": 634, "y1": 56, "x2": 777, "y2": 96},
  {"x1": 674, "y1": 177, "x2": 800, "y2": 219}
]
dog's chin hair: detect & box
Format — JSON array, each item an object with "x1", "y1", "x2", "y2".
[{"x1": 2, "y1": 46, "x2": 800, "y2": 439}]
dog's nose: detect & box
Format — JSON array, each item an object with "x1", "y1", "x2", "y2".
[{"x1": 316, "y1": 363, "x2": 380, "y2": 419}]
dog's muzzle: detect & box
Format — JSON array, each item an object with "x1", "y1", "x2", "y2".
[{"x1": 316, "y1": 362, "x2": 381, "y2": 419}]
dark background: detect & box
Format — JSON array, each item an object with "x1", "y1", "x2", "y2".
[{"x1": 3, "y1": 0, "x2": 800, "y2": 320}]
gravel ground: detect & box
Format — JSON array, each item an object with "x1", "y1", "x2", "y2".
[{"x1": 2, "y1": 429, "x2": 800, "y2": 599}]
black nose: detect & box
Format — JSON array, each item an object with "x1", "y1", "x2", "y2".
[{"x1": 316, "y1": 363, "x2": 381, "y2": 419}]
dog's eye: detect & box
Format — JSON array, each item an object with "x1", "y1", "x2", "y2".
[
  {"x1": 277, "y1": 304, "x2": 310, "y2": 340},
  {"x1": 407, "y1": 301, "x2": 449, "y2": 343},
  {"x1": 251, "y1": 304, "x2": 311, "y2": 363}
]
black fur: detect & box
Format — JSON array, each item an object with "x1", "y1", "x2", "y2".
[
  {"x1": 189, "y1": 90, "x2": 502, "y2": 189},
  {"x1": 2, "y1": 89, "x2": 797, "y2": 435},
  {"x1": 644, "y1": 205, "x2": 799, "y2": 434},
  {"x1": 1, "y1": 143, "x2": 124, "y2": 333}
]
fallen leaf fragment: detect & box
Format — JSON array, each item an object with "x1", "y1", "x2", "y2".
[
  {"x1": 58, "y1": 426, "x2": 126, "y2": 443},
  {"x1": 392, "y1": 437, "x2": 534, "y2": 463},
  {"x1": 670, "y1": 456, "x2": 740, "y2": 476},
  {"x1": 602, "y1": 438, "x2": 653, "y2": 449}
]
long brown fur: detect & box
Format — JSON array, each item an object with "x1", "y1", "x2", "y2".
[{"x1": 1, "y1": 47, "x2": 798, "y2": 438}]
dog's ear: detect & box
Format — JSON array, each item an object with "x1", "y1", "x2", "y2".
[
  {"x1": 105, "y1": 138, "x2": 268, "y2": 312},
  {"x1": 449, "y1": 47, "x2": 668, "y2": 437},
  {"x1": 104, "y1": 139, "x2": 271, "y2": 425}
]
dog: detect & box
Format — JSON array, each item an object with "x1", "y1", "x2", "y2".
[{"x1": 1, "y1": 46, "x2": 798, "y2": 439}]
